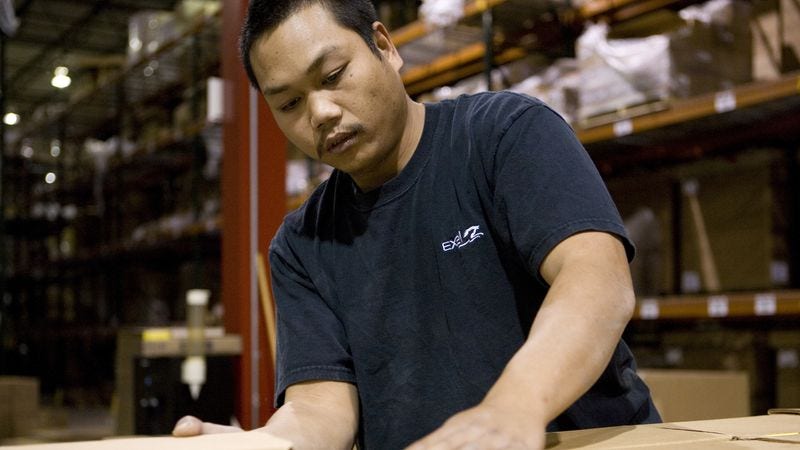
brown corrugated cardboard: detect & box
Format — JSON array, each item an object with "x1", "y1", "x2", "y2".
[
  {"x1": 1, "y1": 431, "x2": 293, "y2": 450},
  {"x1": 0, "y1": 377, "x2": 39, "y2": 439},
  {"x1": 608, "y1": 171, "x2": 675, "y2": 296},
  {"x1": 769, "y1": 331, "x2": 800, "y2": 408},
  {"x1": 638, "y1": 369, "x2": 750, "y2": 422},
  {"x1": 752, "y1": 0, "x2": 800, "y2": 80},
  {"x1": 547, "y1": 412, "x2": 800, "y2": 449},
  {"x1": 675, "y1": 150, "x2": 791, "y2": 292}
]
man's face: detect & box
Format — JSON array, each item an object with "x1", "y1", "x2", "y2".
[{"x1": 250, "y1": 4, "x2": 407, "y2": 182}]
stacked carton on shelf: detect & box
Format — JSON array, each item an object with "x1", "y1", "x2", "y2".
[{"x1": 0, "y1": 376, "x2": 40, "y2": 440}]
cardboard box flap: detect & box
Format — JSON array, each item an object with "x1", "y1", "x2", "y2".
[
  {"x1": 547, "y1": 414, "x2": 800, "y2": 448},
  {"x1": 3, "y1": 431, "x2": 293, "y2": 450},
  {"x1": 667, "y1": 413, "x2": 800, "y2": 442}
]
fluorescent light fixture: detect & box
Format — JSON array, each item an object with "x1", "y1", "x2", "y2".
[
  {"x1": 51, "y1": 66, "x2": 72, "y2": 89},
  {"x1": 3, "y1": 112, "x2": 20, "y2": 125}
]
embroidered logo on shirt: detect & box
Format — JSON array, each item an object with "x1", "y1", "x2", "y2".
[{"x1": 441, "y1": 225, "x2": 485, "y2": 252}]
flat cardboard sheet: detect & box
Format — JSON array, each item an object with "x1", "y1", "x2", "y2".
[
  {"x1": 0, "y1": 432, "x2": 293, "y2": 450},
  {"x1": 6, "y1": 412, "x2": 800, "y2": 449},
  {"x1": 547, "y1": 412, "x2": 800, "y2": 449}
]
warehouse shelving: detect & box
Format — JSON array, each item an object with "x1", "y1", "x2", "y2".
[
  {"x1": 633, "y1": 290, "x2": 800, "y2": 320},
  {"x1": 2, "y1": 6, "x2": 223, "y2": 410},
  {"x1": 9, "y1": 11, "x2": 220, "y2": 146},
  {"x1": 578, "y1": 72, "x2": 800, "y2": 145},
  {"x1": 396, "y1": 0, "x2": 702, "y2": 95}
]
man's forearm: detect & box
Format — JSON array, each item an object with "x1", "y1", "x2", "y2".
[
  {"x1": 483, "y1": 232, "x2": 636, "y2": 427},
  {"x1": 260, "y1": 399, "x2": 356, "y2": 450}
]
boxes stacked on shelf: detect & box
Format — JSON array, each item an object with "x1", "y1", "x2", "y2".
[
  {"x1": 630, "y1": 329, "x2": 771, "y2": 415},
  {"x1": 669, "y1": 0, "x2": 753, "y2": 98},
  {"x1": 576, "y1": 0, "x2": 753, "y2": 122},
  {"x1": 0, "y1": 376, "x2": 39, "y2": 439},
  {"x1": 752, "y1": 0, "x2": 800, "y2": 81},
  {"x1": 609, "y1": 147, "x2": 795, "y2": 297},
  {"x1": 607, "y1": 171, "x2": 675, "y2": 297},
  {"x1": 636, "y1": 369, "x2": 750, "y2": 421},
  {"x1": 675, "y1": 149, "x2": 791, "y2": 293},
  {"x1": 768, "y1": 331, "x2": 800, "y2": 409},
  {"x1": 127, "y1": 11, "x2": 182, "y2": 66}
]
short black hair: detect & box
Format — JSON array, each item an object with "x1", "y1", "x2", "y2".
[{"x1": 240, "y1": 0, "x2": 380, "y2": 91}]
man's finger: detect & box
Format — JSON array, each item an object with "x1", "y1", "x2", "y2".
[
  {"x1": 172, "y1": 416, "x2": 203, "y2": 436},
  {"x1": 172, "y1": 415, "x2": 243, "y2": 436},
  {"x1": 201, "y1": 421, "x2": 243, "y2": 434}
]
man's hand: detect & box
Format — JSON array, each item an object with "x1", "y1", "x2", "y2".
[
  {"x1": 405, "y1": 401, "x2": 545, "y2": 450},
  {"x1": 171, "y1": 415, "x2": 243, "y2": 436}
]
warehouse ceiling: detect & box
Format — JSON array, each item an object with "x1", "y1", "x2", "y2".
[{"x1": 2, "y1": 0, "x2": 181, "y2": 147}]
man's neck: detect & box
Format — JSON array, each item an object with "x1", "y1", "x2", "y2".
[{"x1": 352, "y1": 98, "x2": 426, "y2": 192}]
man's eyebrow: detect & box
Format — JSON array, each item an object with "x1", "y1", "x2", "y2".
[{"x1": 261, "y1": 45, "x2": 341, "y2": 97}]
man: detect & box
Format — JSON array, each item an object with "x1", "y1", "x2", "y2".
[{"x1": 173, "y1": 0, "x2": 661, "y2": 448}]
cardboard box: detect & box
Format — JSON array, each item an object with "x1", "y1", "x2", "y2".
[
  {"x1": 674, "y1": 149, "x2": 791, "y2": 293},
  {"x1": 669, "y1": 0, "x2": 753, "y2": 98},
  {"x1": 769, "y1": 331, "x2": 800, "y2": 408},
  {"x1": 0, "y1": 376, "x2": 40, "y2": 439},
  {"x1": 608, "y1": 171, "x2": 675, "y2": 296},
  {"x1": 638, "y1": 369, "x2": 750, "y2": 422},
  {"x1": 546, "y1": 412, "x2": 800, "y2": 448},
  {"x1": 629, "y1": 329, "x2": 774, "y2": 415},
  {"x1": 2, "y1": 432, "x2": 292, "y2": 450},
  {"x1": 752, "y1": 0, "x2": 800, "y2": 80}
]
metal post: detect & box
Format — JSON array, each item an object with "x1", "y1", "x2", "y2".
[
  {"x1": 0, "y1": 32, "x2": 7, "y2": 311},
  {"x1": 190, "y1": 34, "x2": 203, "y2": 291}
]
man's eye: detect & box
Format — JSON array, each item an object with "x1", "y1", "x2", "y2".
[
  {"x1": 280, "y1": 97, "x2": 300, "y2": 112},
  {"x1": 323, "y1": 67, "x2": 344, "y2": 86}
]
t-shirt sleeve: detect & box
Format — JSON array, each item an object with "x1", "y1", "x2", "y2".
[
  {"x1": 268, "y1": 226, "x2": 356, "y2": 406},
  {"x1": 491, "y1": 101, "x2": 634, "y2": 285}
]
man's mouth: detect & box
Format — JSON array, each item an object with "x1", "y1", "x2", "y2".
[{"x1": 323, "y1": 130, "x2": 357, "y2": 155}]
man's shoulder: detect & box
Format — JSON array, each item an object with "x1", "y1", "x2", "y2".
[
  {"x1": 451, "y1": 90, "x2": 544, "y2": 116},
  {"x1": 434, "y1": 91, "x2": 556, "y2": 136}
]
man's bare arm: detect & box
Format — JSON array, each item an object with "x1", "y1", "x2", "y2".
[
  {"x1": 408, "y1": 231, "x2": 636, "y2": 449},
  {"x1": 173, "y1": 380, "x2": 359, "y2": 450},
  {"x1": 263, "y1": 380, "x2": 359, "y2": 450}
]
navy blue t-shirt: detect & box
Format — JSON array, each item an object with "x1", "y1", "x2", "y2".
[{"x1": 269, "y1": 92, "x2": 660, "y2": 449}]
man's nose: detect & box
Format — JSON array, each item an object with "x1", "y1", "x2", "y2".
[{"x1": 309, "y1": 92, "x2": 341, "y2": 130}]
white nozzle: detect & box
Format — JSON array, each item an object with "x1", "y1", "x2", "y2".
[
  {"x1": 182, "y1": 356, "x2": 206, "y2": 400},
  {"x1": 187, "y1": 289, "x2": 210, "y2": 306}
]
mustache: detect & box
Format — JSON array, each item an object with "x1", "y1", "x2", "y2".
[{"x1": 316, "y1": 124, "x2": 365, "y2": 158}]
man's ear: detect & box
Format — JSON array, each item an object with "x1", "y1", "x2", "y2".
[{"x1": 372, "y1": 21, "x2": 403, "y2": 71}]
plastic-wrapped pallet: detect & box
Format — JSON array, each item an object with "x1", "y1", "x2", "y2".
[
  {"x1": 576, "y1": 0, "x2": 752, "y2": 122},
  {"x1": 576, "y1": 22, "x2": 671, "y2": 121}
]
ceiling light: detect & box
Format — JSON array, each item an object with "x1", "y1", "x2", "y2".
[
  {"x1": 50, "y1": 140, "x2": 61, "y2": 157},
  {"x1": 45, "y1": 172, "x2": 57, "y2": 184},
  {"x1": 21, "y1": 145, "x2": 34, "y2": 159},
  {"x1": 3, "y1": 112, "x2": 20, "y2": 126},
  {"x1": 51, "y1": 66, "x2": 72, "y2": 89}
]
